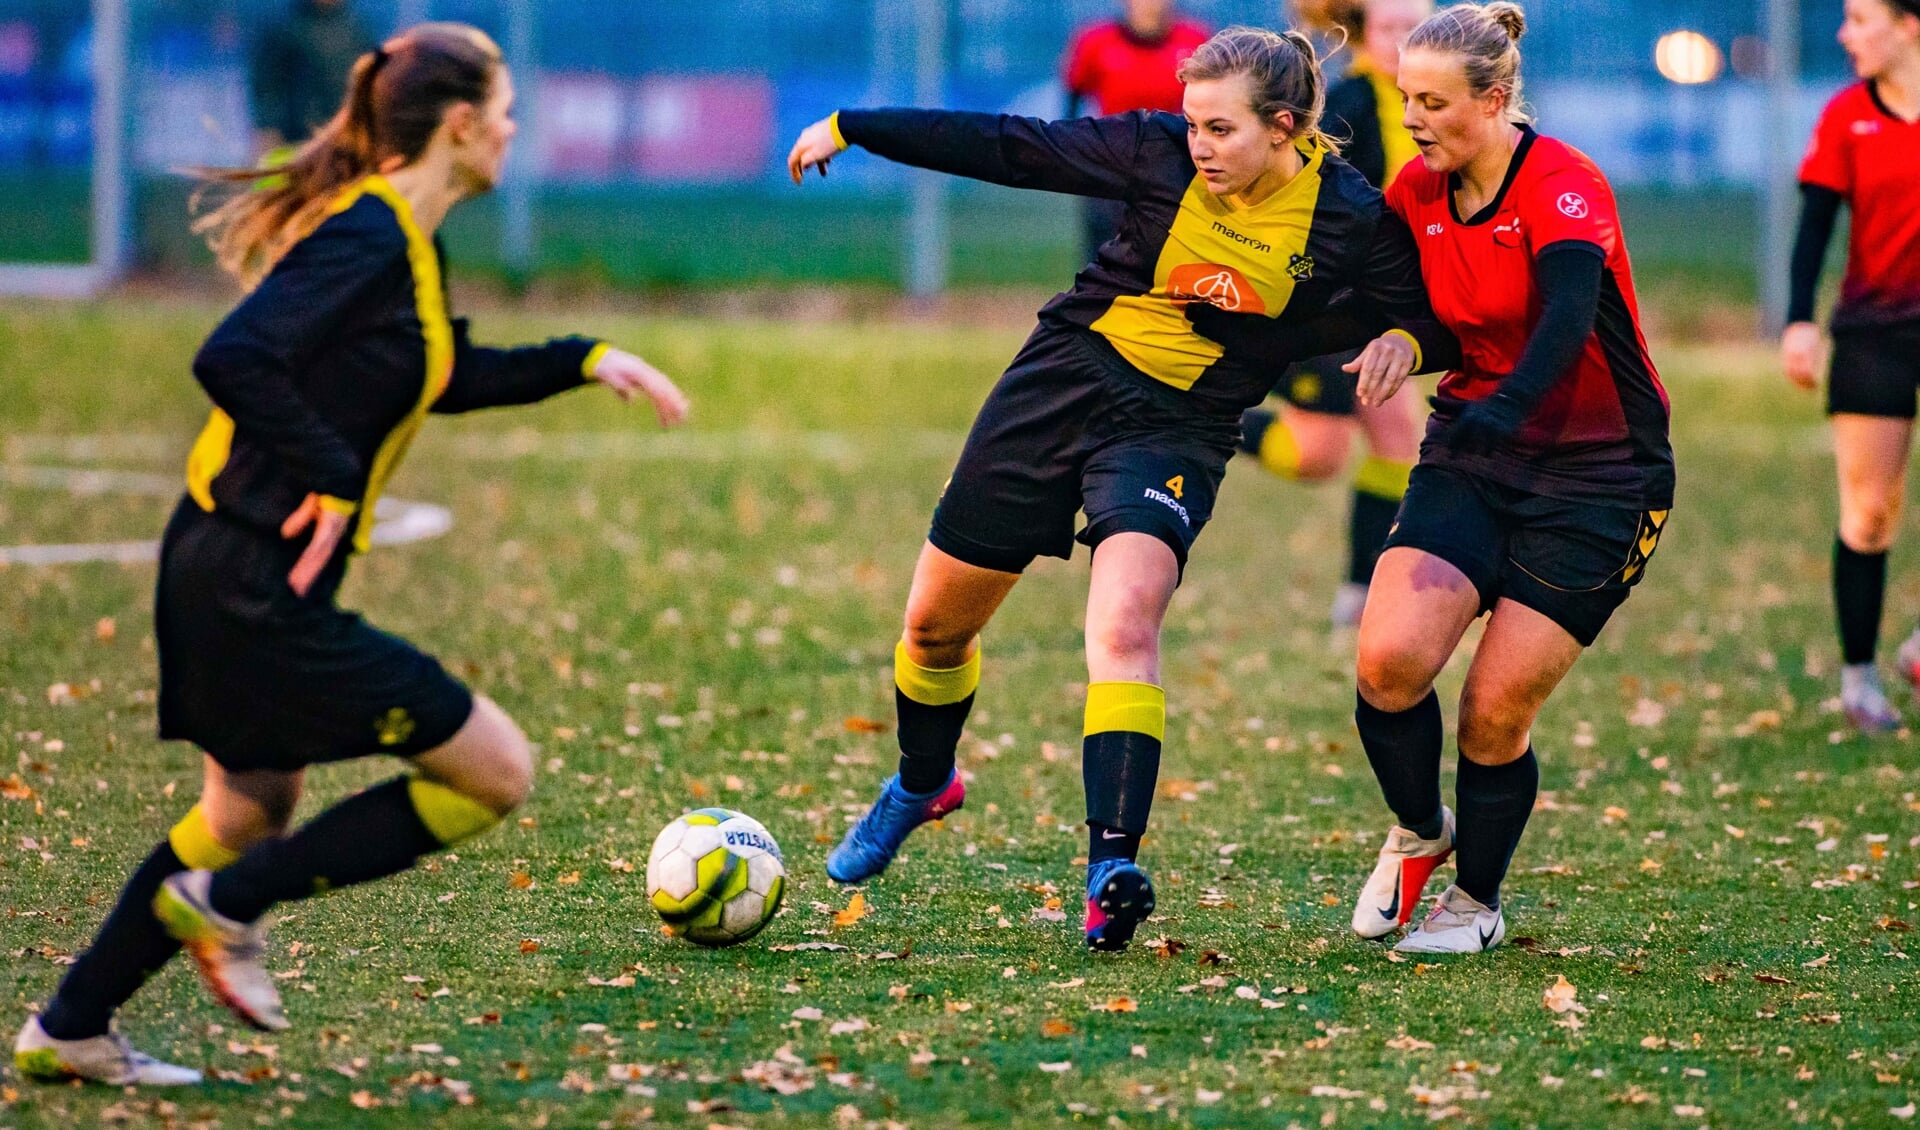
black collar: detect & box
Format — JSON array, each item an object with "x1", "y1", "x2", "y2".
[
  {"x1": 1449, "y1": 124, "x2": 1538, "y2": 226},
  {"x1": 1867, "y1": 79, "x2": 1920, "y2": 125},
  {"x1": 1116, "y1": 21, "x2": 1173, "y2": 49}
]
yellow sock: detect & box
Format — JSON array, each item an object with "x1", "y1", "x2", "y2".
[
  {"x1": 168, "y1": 804, "x2": 242, "y2": 870},
  {"x1": 1353, "y1": 454, "x2": 1413, "y2": 501},
  {"x1": 1257, "y1": 418, "x2": 1303, "y2": 479}
]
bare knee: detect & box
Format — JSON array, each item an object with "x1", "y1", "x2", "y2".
[
  {"x1": 421, "y1": 697, "x2": 534, "y2": 815},
  {"x1": 1356, "y1": 642, "x2": 1437, "y2": 714},
  {"x1": 1456, "y1": 689, "x2": 1533, "y2": 765},
  {"x1": 1840, "y1": 504, "x2": 1900, "y2": 554},
  {"x1": 1087, "y1": 602, "x2": 1162, "y2": 671},
  {"x1": 902, "y1": 607, "x2": 976, "y2": 667}
]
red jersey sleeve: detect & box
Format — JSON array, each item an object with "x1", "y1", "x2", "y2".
[
  {"x1": 1522, "y1": 158, "x2": 1618, "y2": 257},
  {"x1": 1384, "y1": 169, "x2": 1416, "y2": 224},
  {"x1": 1064, "y1": 26, "x2": 1100, "y2": 95},
  {"x1": 1797, "y1": 94, "x2": 1852, "y2": 193}
]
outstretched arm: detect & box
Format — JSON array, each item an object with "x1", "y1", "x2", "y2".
[
  {"x1": 431, "y1": 322, "x2": 688, "y2": 427},
  {"x1": 788, "y1": 109, "x2": 1149, "y2": 200}
]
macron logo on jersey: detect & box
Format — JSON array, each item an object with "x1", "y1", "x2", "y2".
[
  {"x1": 1210, "y1": 221, "x2": 1271, "y2": 253},
  {"x1": 1556, "y1": 193, "x2": 1590, "y2": 219},
  {"x1": 1851, "y1": 119, "x2": 1881, "y2": 136}
]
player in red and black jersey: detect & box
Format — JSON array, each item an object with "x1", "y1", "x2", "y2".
[
  {"x1": 1336, "y1": 3, "x2": 1673, "y2": 954},
  {"x1": 1063, "y1": 1, "x2": 1211, "y2": 262},
  {"x1": 14, "y1": 25, "x2": 688, "y2": 1085},
  {"x1": 1779, "y1": 0, "x2": 1920, "y2": 733},
  {"x1": 788, "y1": 26, "x2": 1457, "y2": 952}
]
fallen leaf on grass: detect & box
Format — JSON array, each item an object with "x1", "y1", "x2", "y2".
[
  {"x1": 508, "y1": 871, "x2": 534, "y2": 890},
  {"x1": 1038, "y1": 1061, "x2": 1073, "y2": 1073},
  {"x1": 1755, "y1": 973, "x2": 1791, "y2": 985},
  {"x1": 1386, "y1": 1035, "x2": 1436, "y2": 1051},
  {"x1": 518, "y1": 939, "x2": 541, "y2": 955},
  {"x1": 769, "y1": 942, "x2": 851, "y2": 953},
  {"x1": 1542, "y1": 975, "x2": 1587, "y2": 1015},
  {"x1": 843, "y1": 717, "x2": 889, "y2": 734},
  {"x1": 832, "y1": 893, "x2": 870, "y2": 928},
  {"x1": 1890, "y1": 1102, "x2": 1915, "y2": 1120},
  {"x1": 1040, "y1": 1018, "x2": 1075, "y2": 1038},
  {"x1": 1090, "y1": 997, "x2": 1138, "y2": 1013}
]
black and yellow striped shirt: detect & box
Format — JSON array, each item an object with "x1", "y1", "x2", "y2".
[
  {"x1": 185, "y1": 175, "x2": 605, "y2": 557},
  {"x1": 833, "y1": 108, "x2": 1456, "y2": 417}
]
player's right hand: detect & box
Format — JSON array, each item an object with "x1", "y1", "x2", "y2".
[
  {"x1": 787, "y1": 116, "x2": 846, "y2": 184},
  {"x1": 1781, "y1": 321, "x2": 1823, "y2": 391},
  {"x1": 1345, "y1": 332, "x2": 1418, "y2": 406}
]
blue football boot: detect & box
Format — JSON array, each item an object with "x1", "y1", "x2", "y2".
[
  {"x1": 825, "y1": 772, "x2": 965, "y2": 883},
  {"x1": 1085, "y1": 857, "x2": 1156, "y2": 952}
]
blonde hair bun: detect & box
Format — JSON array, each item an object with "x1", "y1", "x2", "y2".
[{"x1": 1484, "y1": 2, "x2": 1527, "y2": 42}]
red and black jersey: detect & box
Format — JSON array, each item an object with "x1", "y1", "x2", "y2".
[
  {"x1": 1062, "y1": 19, "x2": 1210, "y2": 117},
  {"x1": 1387, "y1": 127, "x2": 1673, "y2": 509},
  {"x1": 1799, "y1": 81, "x2": 1920, "y2": 329},
  {"x1": 833, "y1": 108, "x2": 1457, "y2": 420}
]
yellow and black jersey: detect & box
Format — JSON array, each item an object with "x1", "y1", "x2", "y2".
[
  {"x1": 185, "y1": 174, "x2": 604, "y2": 557},
  {"x1": 1324, "y1": 55, "x2": 1420, "y2": 191},
  {"x1": 832, "y1": 107, "x2": 1457, "y2": 417}
]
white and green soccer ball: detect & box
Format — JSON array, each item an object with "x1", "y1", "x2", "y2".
[{"x1": 646, "y1": 807, "x2": 786, "y2": 947}]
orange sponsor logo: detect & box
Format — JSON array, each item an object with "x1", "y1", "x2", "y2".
[{"x1": 1167, "y1": 263, "x2": 1266, "y2": 315}]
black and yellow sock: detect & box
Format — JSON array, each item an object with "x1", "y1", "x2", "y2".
[
  {"x1": 1238, "y1": 408, "x2": 1303, "y2": 478},
  {"x1": 1453, "y1": 748, "x2": 1539, "y2": 909},
  {"x1": 894, "y1": 640, "x2": 979, "y2": 795},
  {"x1": 1083, "y1": 682, "x2": 1164, "y2": 865},
  {"x1": 1348, "y1": 455, "x2": 1411, "y2": 585},
  {"x1": 39, "y1": 805, "x2": 241, "y2": 1039},
  {"x1": 208, "y1": 777, "x2": 498, "y2": 924}
]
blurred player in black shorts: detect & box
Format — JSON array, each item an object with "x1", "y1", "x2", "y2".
[
  {"x1": 15, "y1": 24, "x2": 690, "y2": 1085},
  {"x1": 1341, "y1": 3, "x2": 1674, "y2": 955},
  {"x1": 788, "y1": 26, "x2": 1456, "y2": 953},
  {"x1": 1238, "y1": 0, "x2": 1431, "y2": 632},
  {"x1": 1779, "y1": 0, "x2": 1920, "y2": 733}
]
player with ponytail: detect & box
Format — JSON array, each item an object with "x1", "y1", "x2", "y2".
[
  {"x1": 15, "y1": 23, "x2": 689, "y2": 1083},
  {"x1": 1338, "y1": 2, "x2": 1675, "y2": 953},
  {"x1": 787, "y1": 25, "x2": 1456, "y2": 952}
]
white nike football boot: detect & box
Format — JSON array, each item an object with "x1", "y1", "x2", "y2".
[
  {"x1": 1352, "y1": 807, "x2": 1454, "y2": 939},
  {"x1": 1394, "y1": 884, "x2": 1506, "y2": 954},
  {"x1": 13, "y1": 1016, "x2": 202, "y2": 1086}
]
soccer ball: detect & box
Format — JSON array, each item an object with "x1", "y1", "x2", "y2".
[{"x1": 646, "y1": 807, "x2": 786, "y2": 947}]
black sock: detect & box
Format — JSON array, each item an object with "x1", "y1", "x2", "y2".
[
  {"x1": 1453, "y1": 748, "x2": 1539, "y2": 909},
  {"x1": 1354, "y1": 689, "x2": 1444, "y2": 838},
  {"x1": 1088, "y1": 822, "x2": 1141, "y2": 865},
  {"x1": 39, "y1": 841, "x2": 187, "y2": 1040},
  {"x1": 1082, "y1": 726, "x2": 1160, "y2": 863},
  {"x1": 208, "y1": 778, "x2": 444, "y2": 924},
  {"x1": 1834, "y1": 537, "x2": 1887, "y2": 666},
  {"x1": 1348, "y1": 488, "x2": 1401, "y2": 585},
  {"x1": 896, "y1": 688, "x2": 972, "y2": 795},
  {"x1": 1238, "y1": 407, "x2": 1276, "y2": 456}
]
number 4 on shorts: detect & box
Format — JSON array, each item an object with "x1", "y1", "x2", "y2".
[{"x1": 1165, "y1": 476, "x2": 1184, "y2": 500}]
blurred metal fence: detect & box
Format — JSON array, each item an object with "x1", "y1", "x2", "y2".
[{"x1": 0, "y1": 0, "x2": 1857, "y2": 314}]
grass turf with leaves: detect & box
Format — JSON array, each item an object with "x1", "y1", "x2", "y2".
[{"x1": 0, "y1": 298, "x2": 1915, "y2": 1128}]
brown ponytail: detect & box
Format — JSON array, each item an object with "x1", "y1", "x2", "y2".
[
  {"x1": 193, "y1": 22, "x2": 502, "y2": 288},
  {"x1": 1177, "y1": 26, "x2": 1340, "y2": 154}
]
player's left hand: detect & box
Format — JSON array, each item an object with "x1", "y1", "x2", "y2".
[
  {"x1": 1439, "y1": 395, "x2": 1526, "y2": 455},
  {"x1": 592, "y1": 347, "x2": 690, "y2": 428},
  {"x1": 1345, "y1": 332, "x2": 1418, "y2": 406},
  {"x1": 787, "y1": 117, "x2": 846, "y2": 184},
  {"x1": 281, "y1": 494, "x2": 352, "y2": 598}
]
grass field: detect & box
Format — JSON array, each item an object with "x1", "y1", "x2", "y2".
[{"x1": 0, "y1": 294, "x2": 1916, "y2": 1129}]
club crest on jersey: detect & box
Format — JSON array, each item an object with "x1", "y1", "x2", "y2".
[
  {"x1": 1287, "y1": 253, "x2": 1315, "y2": 280},
  {"x1": 1556, "y1": 192, "x2": 1590, "y2": 219},
  {"x1": 1168, "y1": 263, "x2": 1267, "y2": 314}
]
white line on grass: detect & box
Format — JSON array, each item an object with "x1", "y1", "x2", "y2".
[{"x1": 1, "y1": 466, "x2": 452, "y2": 567}]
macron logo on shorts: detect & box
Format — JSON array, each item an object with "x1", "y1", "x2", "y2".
[{"x1": 1143, "y1": 487, "x2": 1190, "y2": 527}]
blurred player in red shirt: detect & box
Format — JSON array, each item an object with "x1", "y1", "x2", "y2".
[
  {"x1": 1338, "y1": 3, "x2": 1673, "y2": 955},
  {"x1": 1063, "y1": 1, "x2": 1210, "y2": 261},
  {"x1": 1779, "y1": 0, "x2": 1920, "y2": 733}
]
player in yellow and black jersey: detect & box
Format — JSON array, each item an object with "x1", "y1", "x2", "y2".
[
  {"x1": 14, "y1": 24, "x2": 690, "y2": 1085},
  {"x1": 787, "y1": 25, "x2": 1458, "y2": 953}
]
